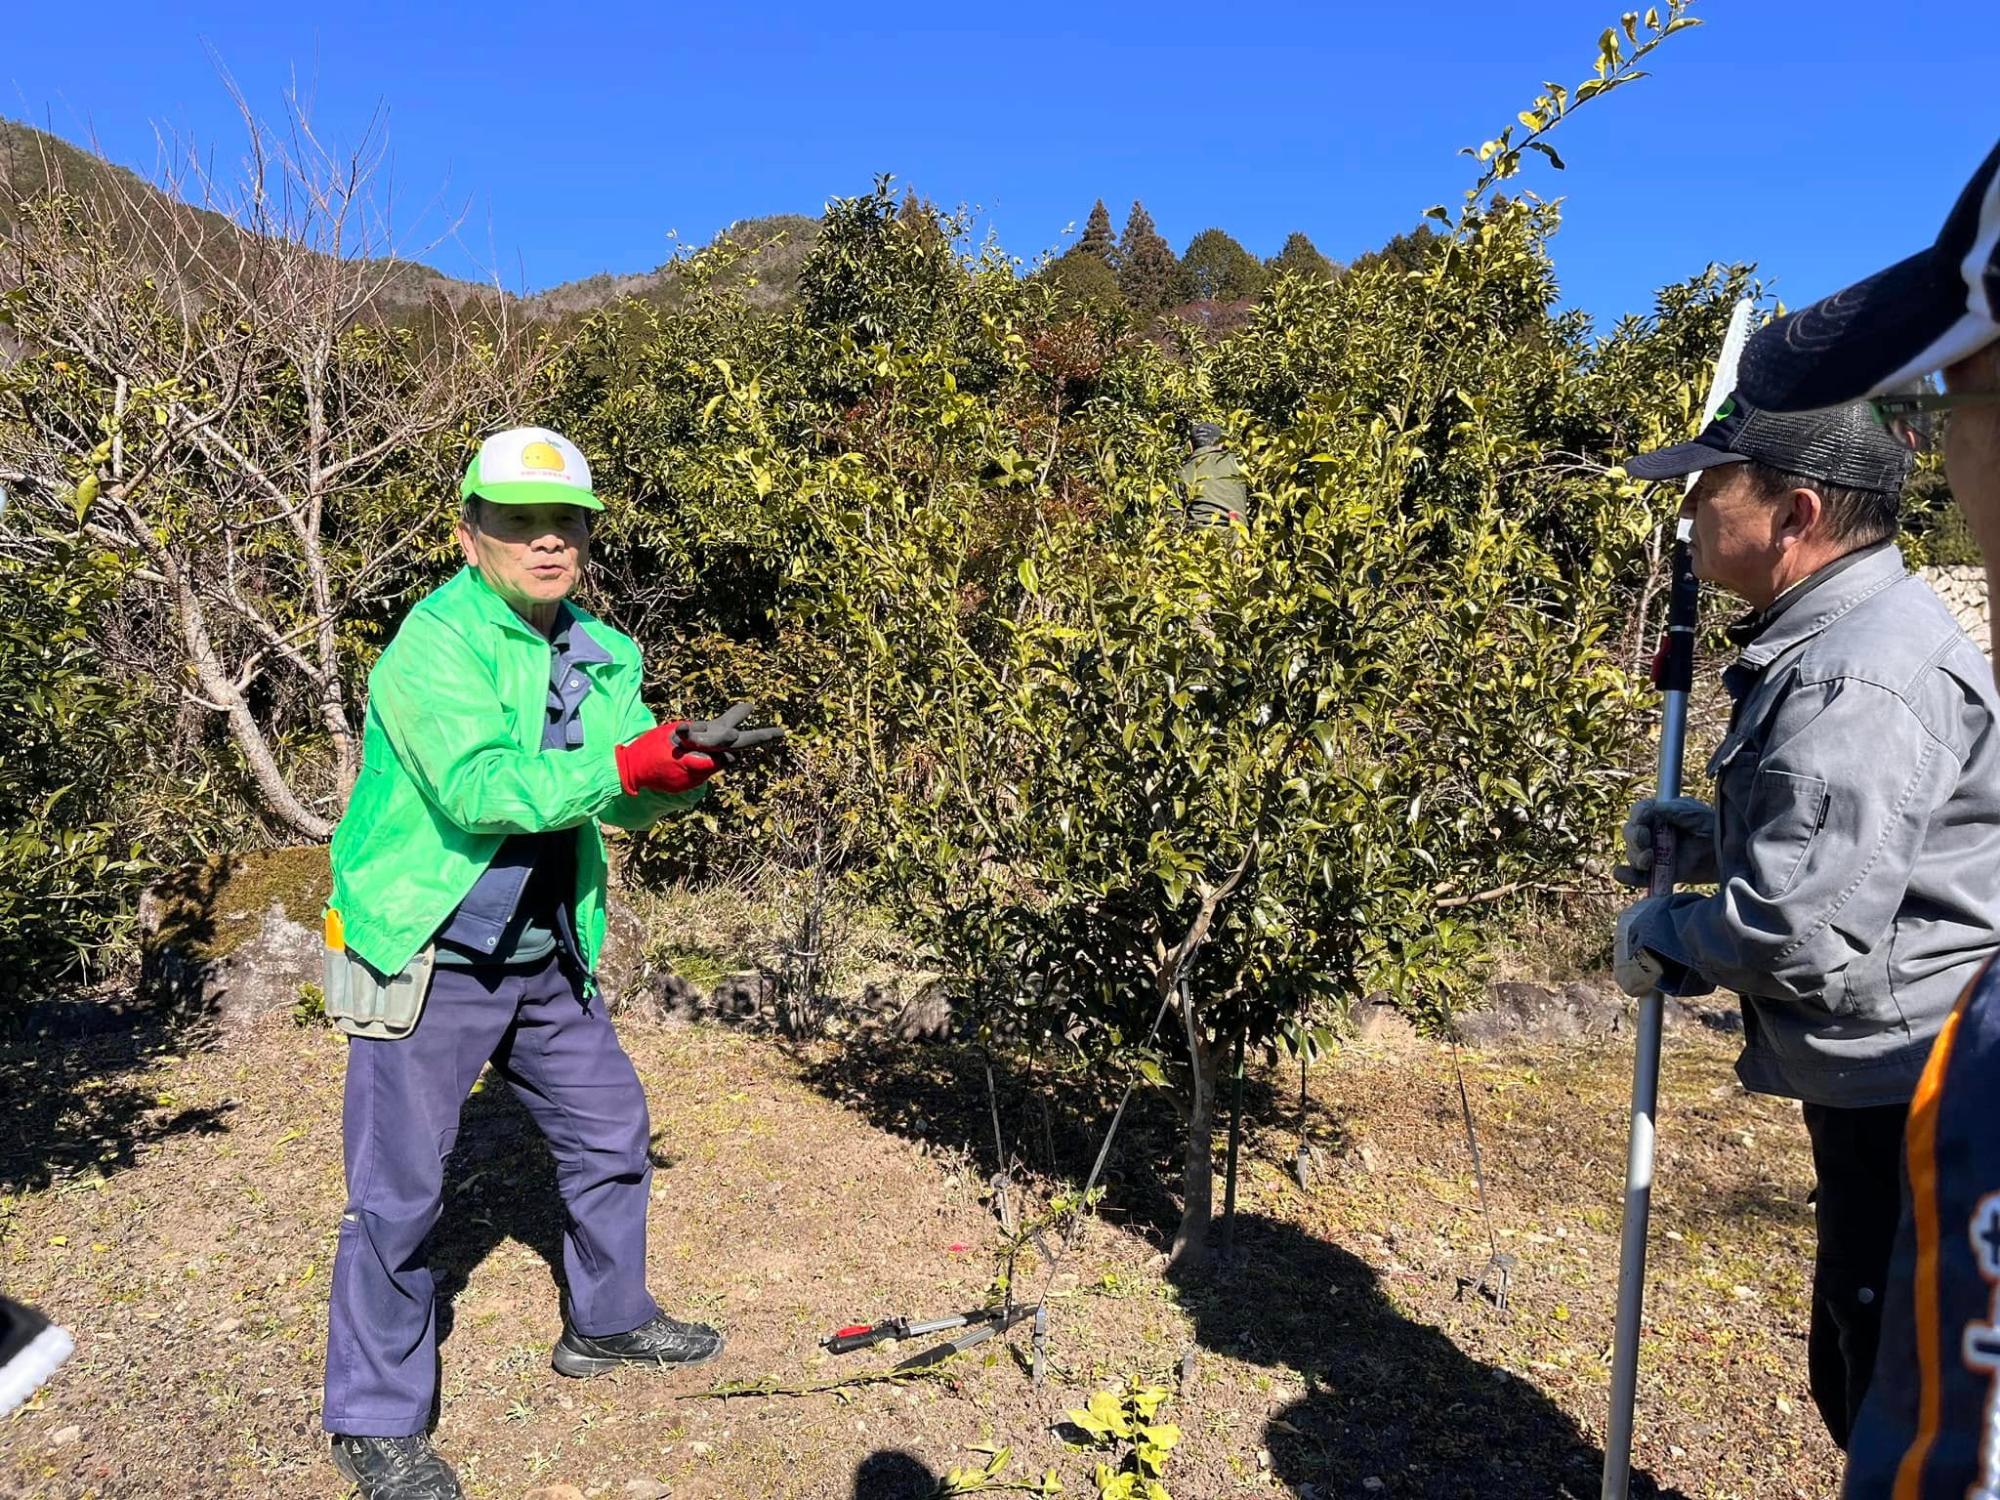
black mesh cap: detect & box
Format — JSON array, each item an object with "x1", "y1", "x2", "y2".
[{"x1": 1624, "y1": 394, "x2": 1914, "y2": 493}]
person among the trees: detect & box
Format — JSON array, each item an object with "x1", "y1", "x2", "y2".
[
  {"x1": 1734, "y1": 136, "x2": 2000, "y2": 1500},
  {"x1": 317, "y1": 426, "x2": 780, "y2": 1500},
  {"x1": 1178, "y1": 420, "x2": 1249, "y2": 528},
  {"x1": 1610, "y1": 393, "x2": 2000, "y2": 1457}
]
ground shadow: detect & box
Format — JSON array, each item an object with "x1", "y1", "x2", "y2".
[
  {"x1": 796, "y1": 1034, "x2": 1315, "y2": 1250},
  {"x1": 427, "y1": 1075, "x2": 569, "y2": 1348},
  {"x1": 850, "y1": 1448, "x2": 941, "y2": 1499},
  {"x1": 0, "y1": 990, "x2": 233, "y2": 1195},
  {"x1": 1176, "y1": 1212, "x2": 1686, "y2": 1499},
  {"x1": 798, "y1": 1036, "x2": 1685, "y2": 1500},
  {"x1": 0, "y1": 848, "x2": 335, "y2": 1194}
]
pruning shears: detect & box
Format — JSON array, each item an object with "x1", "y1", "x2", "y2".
[
  {"x1": 672, "y1": 701, "x2": 787, "y2": 767},
  {"x1": 820, "y1": 1305, "x2": 1034, "y2": 1369}
]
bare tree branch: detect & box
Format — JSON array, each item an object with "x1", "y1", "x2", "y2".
[{"x1": 0, "y1": 91, "x2": 542, "y2": 835}]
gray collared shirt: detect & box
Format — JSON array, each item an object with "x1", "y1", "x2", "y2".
[
  {"x1": 433, "y1": 603, "x2": 613, "y2": 965},
  {"x1": 1642, "y1": 544, "x2": 2000, "y2": 1107}
]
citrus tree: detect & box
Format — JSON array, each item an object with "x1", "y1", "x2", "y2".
[
  {"x1": 760, "y1": 5, "x2": 1715, "y2": 1268},
  {"x1": 521, "y1": 4, "x2": 1734, "y2": 1267}
]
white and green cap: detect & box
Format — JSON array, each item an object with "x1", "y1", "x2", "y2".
[{"x1": 461, "y1": 426, "x2": 602, "y2": 511}]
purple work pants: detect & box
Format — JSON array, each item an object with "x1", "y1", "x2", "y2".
[{"x1": 321, "y1": 954, "x2": 659, "y2": 1437}]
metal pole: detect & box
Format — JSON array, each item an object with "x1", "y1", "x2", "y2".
[
  {"x1": 1220, "y1": 1027, "x2": 1245, "y2": 1257},
  {"x1": 983, "y1": 1052, "x2": 1016, "y2": 1236},
  {"x1": 1601, "y1": 296, "x2": 1748, "y2": 1500},
  {"x1": 1601, "y1": 526, "x2": 1696, "y2": 1499}
]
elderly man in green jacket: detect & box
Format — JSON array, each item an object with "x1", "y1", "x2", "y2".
[{"x1": 318, "y1": 427, "x2": 777, "y2": 1500}]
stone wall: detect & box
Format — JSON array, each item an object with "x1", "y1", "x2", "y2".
[{"x1": 1922, "y1": 565, "x2": 1990, "y2": 655}]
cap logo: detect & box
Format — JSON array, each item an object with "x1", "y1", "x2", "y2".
[
  {"x1": 520, "y1": 441, "x2": 566, "y2": 473},
  {"x1": 1712, "y1": 397, "x2": 1736, "y2": 421}
]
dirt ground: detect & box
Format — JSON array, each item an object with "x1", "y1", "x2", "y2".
[{"x1": 0, "y1": 997, "x2": 1840, "y2": 1499}]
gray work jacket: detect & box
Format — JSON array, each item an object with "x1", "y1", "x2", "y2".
[{"x1": 1641, "y1": 544, "x2": 2000, "y2": 1108}]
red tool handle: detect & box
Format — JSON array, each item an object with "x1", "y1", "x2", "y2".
[{"x1": 821, "y1": 1320, "x2": 902, "y2": 1354}]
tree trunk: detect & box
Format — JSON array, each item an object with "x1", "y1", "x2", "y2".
[
  {"x1": 164, "y1": 545, "x2": 336, "y2": 840},
  {"x1": 1170, "y1": 1032, "x2": 1225, "y2": 1273},
  {"x1": 1220, "y1": 1027, "x2": 1246, "y2": 1259}
]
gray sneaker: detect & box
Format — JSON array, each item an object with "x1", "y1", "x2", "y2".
[
  {"x1": 330, "y1": 1434, "x2": 463, "y2": 1500},
  {"x1": 552, "y1": 1311, "x2": 725, "y2": 1377}
]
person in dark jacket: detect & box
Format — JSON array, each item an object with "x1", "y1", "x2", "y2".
[
  {"x1": 1178, "y1": 420, "x2": 1248, "y2": 528},
  {"x1": 1735, "y1": 138, "x2": 2000, "y2": 1498},
  {"x1": 1612, "y1": 395, "x2": 2000, "y2": 1453}
]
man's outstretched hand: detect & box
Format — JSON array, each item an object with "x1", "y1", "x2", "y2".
[{"x1": 616, "y1": 702, "x2": 787, "y2": 797}]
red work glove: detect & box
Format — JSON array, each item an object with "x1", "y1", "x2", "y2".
[{"x1": 615, "y1": 722, "x2": 716, "y2": 796}]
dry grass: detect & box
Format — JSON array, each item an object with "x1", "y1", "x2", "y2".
[{"x1": 0, "y1": 996, "x2": 1837, "y2": 1499}]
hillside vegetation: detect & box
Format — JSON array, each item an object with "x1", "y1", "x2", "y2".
[
  {"x1": 0, "y1": 9, "x2": 1737, "y2": 1266},
  {"x1": 0, "y1": 116, "x2": 1409, "y2": 333}
]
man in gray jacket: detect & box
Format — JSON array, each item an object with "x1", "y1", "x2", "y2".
[
  {"x1": 1613, "y1": 394, "x2": 2000, "y2": 1452},
  {"x1": 1731, "y1": 137, "x2": 2000, "y2": 1500}
]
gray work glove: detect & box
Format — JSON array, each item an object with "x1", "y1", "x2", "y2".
[
  {"x1": 1614, "y1": 797, "x2": 1720, "y2": 888},
  {"x1": 1614, "y1": 901, "x2": 1667, "y2": 997},
  {"x1": 1613, "y1": 897, "x2": 1716, "y2": 999}
]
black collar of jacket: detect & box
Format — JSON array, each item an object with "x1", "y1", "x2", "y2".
[{"x1": 1725, "y1": 541, "x2": 1905, "y2": 666}]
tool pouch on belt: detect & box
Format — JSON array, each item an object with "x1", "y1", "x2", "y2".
[{"x1": 321, "y1": 908, "x2": 436, "y2": 1040}]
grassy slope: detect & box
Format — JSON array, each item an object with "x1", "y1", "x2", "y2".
[
  {"x1": 0, "y1": 119, "x2": 486, "y2": 322},
  {"x1": 1, "y1": 119, "x2": 817, "y2": 329},
  {"x1": 0, "y1": 1005, "x2": 1837, "y2": 1499},
  {"x1": 524, "y1": 215, "x2": 823, "y2": 321}
]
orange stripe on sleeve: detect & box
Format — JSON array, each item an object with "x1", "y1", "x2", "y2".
[{"x1": 1892, "y1": 962, "x2": 1985, "y2": 1500}]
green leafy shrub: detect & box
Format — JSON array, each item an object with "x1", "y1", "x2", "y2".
[
  {"x1": 522, "y1": 2, "x2": 1725, "y2": 1269},
  {"x1": 1066, "y1": 1380, "x2": 1181, "y2": 1499},
  {"x1": 0, "y1": 540, "x2": 164, "y2": 998}
]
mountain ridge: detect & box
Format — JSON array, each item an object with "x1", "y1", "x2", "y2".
[{"x1": 0, "y1": 117, "x2": 820, "y2": 324}]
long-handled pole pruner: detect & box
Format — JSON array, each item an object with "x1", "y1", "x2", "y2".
[{"x1": 1601, "y1": 298, "x2": 1753, "y2": 1500}]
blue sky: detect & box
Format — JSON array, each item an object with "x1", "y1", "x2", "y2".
[{"x1": 5, "y1": 1, "x2": 1995, "y2": 329}]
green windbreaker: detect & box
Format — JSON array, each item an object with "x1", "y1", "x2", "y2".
[
  {"x1": 328, "y1": 566, "x2": 697, "y2": 981},
  {"x1": 1177, "y1": 445, "x2": 1249, "y2": 524}
]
